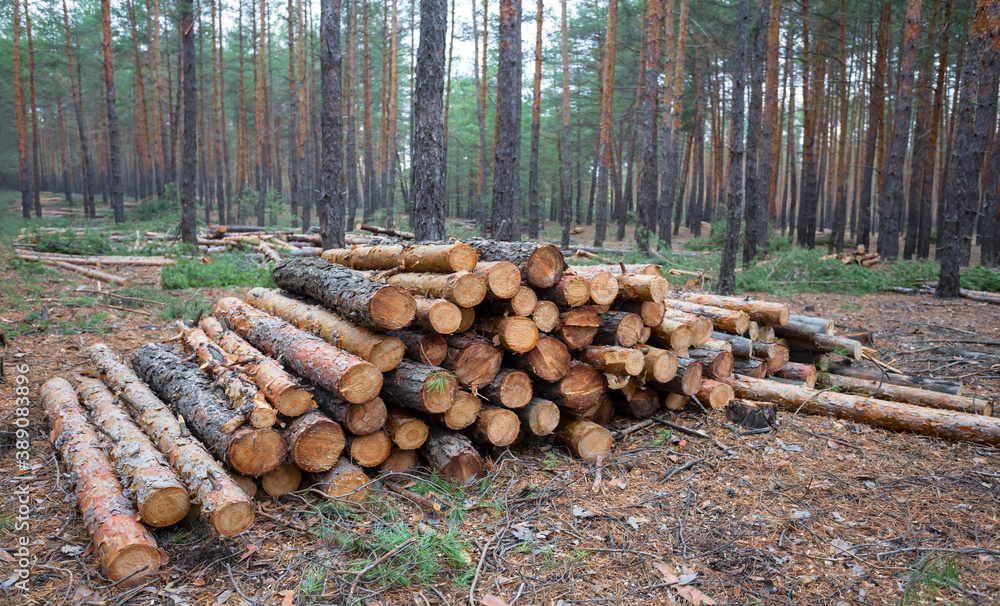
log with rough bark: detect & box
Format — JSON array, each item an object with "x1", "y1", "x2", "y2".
[
  {"x1": 261, "y1": 461, "x2": 302, "y2": 496},
  {"x1": 316, "y1": 457, "x2": 370, "y2": 502},
  {"x1": 380, "y1": 447, "x2": 420, "y2": 473},
  {"x1": 272, "y1": 257, "x2": 416, "y2": 330},
  {"x1": 579, "y1": 392, "x2": 616, "y2": 425},
  {"x1": 617, "y1": 301, "x2": 665, "y2": 327},
  {"x1": 556, "y1": 306, "x2": 601, "y2": 350},
  {"x1": 470, "y1": 406, "x2": 520, "y2": 446},
  {"x1": 710, "y1": 331, "x2": 753, "y2": 357},
  {"x1": 431, "y1": 390, "x2": 482, "y2": 430},
  {"x1": 685, "y1": 347, "x2": 735, "y2": 379},
  {"x1": 88, "y1": 344, "x2": 254, "y2": 536},
  {"x1": 531, "y1": 300, "x2": 560, "y2": 332},
  {"x1": 614, "y1": 386, "x2": 661, "y2": 419},
  {"x1": 753, "y1": 341, "x2": 790, "y2": 373},
  {"x1": 696, "y1": 379, "x2": 736, "y2": 409},
  {"x1": 42, "y1": 378, "x2": 162, "y2": 584},
  {"x1": 476, "y1": 316, "x2": 539, "y2": 353},
  {"x1": 385, "y1": 408, "x2": 430, "y2": 449},
  {"x1": 179, "y1": 323, "x2": 276, "y2": 429},
  {"x1": 384, "y1": 271, "x2": 487, "y2": 308},
  {"x1": 442, "y1": 334, "x2": 503, "y2": 388},
  {"x1": 661, "y1": 308, "x2": 713, "y2": 346},
  {"x1": 131, "y1": 344, "x2": 287, "y2": 477},
  {"x1": 14, "y1": 249, "x2": 177, "y2": 265},
  {"x1": 538, "y1": 275, "x2": 591, "y2": 307},
  {"x1": 703, "y1": 338, "x2": 733, "y2": 352},
  {"x1": 285, "y1": 411, "x2": 345, "y2": 472},
  {"x1": 38, "y1": 258, "x2": 132, "y2": 285},
  {"x1": 518, "y1": 397, "x2": 561, "y2": 436},
  {"x1": 199, "y1": 316, "x2": 314, "y2": 416},
  {"x1": 787, "y1": 314, "x2": 834, "y2": 334},
  {"x1": 413, "y1": 297, "x2": 463, "y2": 334},
  {"x1": 321, "y1": 242, "x2": 478, "y2": 272},
  {"x1": 580, "y1": 346, "x2": 644, "y2": 376},
  {"x1": 614, "y1": 274, "x2": 669, "y2": 302},
  {"x1": 593, "y1": 311, "x2": 644, "y2": 347},
  {"x1": 474, "y1": 261, "x2": 521, "y2": 299},
  {"x1": 784, "y1": 333, "x2": 862, "y2": 360},
  {"x1": 673, "y1": 293, "x2": 790, "y2": 325},
  {"x1": 215, "y1": 297, "x2": 382, "y2": 404},
  {"x1": 827, "y1": 361, "x2": 963, "y2": 395},
  {"x1": 389, "y1": 328, "x2": 449, "y2": 366},
  {"x1": 381, "y1": 360, "x2": 458, "y2": 414},
  {"x1": 245, "y1": 288, "x2": 404, "y2": 372},
  {"x1": 462, "y1": 238, "x2": 565, "y2": 288},
  {"x1": 520, "y1": 334, "x2": 573, "y2": 382},
  {"x1": 649, "y1": 319, "x2": 693, "y2": 352},
  {"x1": 732, "y1": 357, "x2": 767, "y2": 379},
  {"x1": 481, "y1": 368, "x2": 533, "y2": 409},
  {"x1": 76, "y1": 378, "x2": 190, "y2": 528},
  {"x1": 817, "y1": 373, "x2": 993, "y2": 416},
  {"x1": 721, "y1": 375, "x2": 1000, "y2": 446},
  {"x1": 554, "y1": 414, "x2": 613, "y2": 461},
  {"x1": 314, "y1": 389, "x2": 387, "y2": 436},
  {"x1": 345, "y1": 430, "x2": 393, "y2": 467},
  {"x1": 421, "y1": 429, "x2": 484, "y2": 483},
  {"x1": 639, "y1": 347, "x2": 679, "y2": 383},
  {"x1": 360, "y1": 224, "x2": 415, "y2": 239},
  {"x1": 572, "y1": 262, "x2": 664, "y2": 277},
  {"x1": 663, "y1": 299, "x2": 750, "y2": 334},
  {"x1": 770, "y1": 362, "x2": 818, "y2": 388},
  {"x1": 656, "y1": 358, "x2": 704, "y2": 395},
  {"x1": 535, "y1": 362, "x2": 605, "y2": 410}
]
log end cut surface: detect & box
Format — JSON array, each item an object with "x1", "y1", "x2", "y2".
[
  {"x1": 339, "y1": 363, "x2": 385, "y2": 404},
  {"x1": 370, "y1": 285, "x2": 418, "y2": 330},
  {"x1": 526, "y1": 246, "x2": 566, "y2": 288},
  {"x1": 478, "y1": 261, "x2": 521, "y2": 298},
  {"x1": 140, "y1": 486, "x2": 191, "y2": 528},
  {"x1": 105, "y1": 544, "x2": 163, "y2": 585},
  {"x1": 228, "y1": 428, "x2": 288, "y2": 477},
  {"x1": 209, "y1": 499, "x2": 255, "y2": 536}
]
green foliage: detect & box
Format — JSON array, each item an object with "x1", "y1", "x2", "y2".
[
  {"x1": 425, "y1": 371, "x2": 455, "y2": 395},
  {"x1": 649, "y1": 428, "x2": 674, "y2": 447},
  {"x1": 159, "y1": 253, "x2": 275, "y2": 289},
  {"x1": 961, "y1": 266, "x2": 1000, "y2": 292},
  {"x1": 899, "y1": 555, "x2": 969, "y2": 606}
]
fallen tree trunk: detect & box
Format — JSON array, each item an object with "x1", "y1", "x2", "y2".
[
  {"x1": 442, "y1": 334, "x2": 503, "y2": 388},
  {"x1": 76, "y1": 378, "x2": 190, "y2": 528},
  {"x1": 784, "y1": 333, "x2": 863, "y2": 360},
  {"x1": 131, "y1": 344, "x2": 287, "y2": 477},
  {"x1": 14, "y1": 249, "x2": 177, "y2": 265},
  {"x1": 385, "y1": 408, "x2": 430, "y2": 449},
  {"x1": 413, "y1": 298, "x2": 463, "y2": 334},
  {"x1": 314, "y1": 389, "x2": 387, "y2": 436},
  {"x1": 817, "y1": 373, "x2": 993, "y2": 416},
  {"x1": 246, "y1": 288, "x2": 405, "y2": 372},
  {"x1": 272, "y1": 257, "x2": 416, "y2": 330},
  {"x1": 322, "y1": 242, "x2": 478, "y2": 272},
  {"x1": 518, "y1": 398, "x2": 561, "y2": 436},
  {"x1": 475, "y1": 316, "x2": 539, "y2": 354},
  {"x1": 285, "y1": 411, "x2": 346, "y2": 472},
  {"x1": 316, "y1": 457, "x2": 371, "y2": 502},
  {"x1": 381, "y1": 360, "x2": 459, "y2": 414},
  {"x1": 554, "y1": 414, "x2": 613, "y2": 461},
  {"x1": 462, "y1": 238, "x2": 565, "y2": 289},
  {"x1": 481, "y1": 368, "x2": 533, "y2": 409},
  {"x1": 390, "y1": 328, "x2": 449, "y2": 366},
  {"x1": 421, "y1": 429, "x2": 484, "y2": 483},
  {"x1": 385, "y1": 271, "x2": 488, "y2": 308},
  {"x1": 42, "y1": 378, "x2": 162, "y2": 584},
  {"x1": 360, "y1": 224, "x2": 415, "y2": 239},
  {"x1": 214, "y1": 297, "x2": 382, "y2": 404},
  {"x1": 474, "y1": 261, "x2": 521, "y2": 299},
  {"x1": 720, "y1": 374, "x2": 1000, "y2": 446},
  {"x1": 39, "y1": 258, "x2": 132, "y2": 285},
  {"x1": 673, "y1": 293, "x2": 790, "y2": 325},
  {"x1": 520, "y1": 334, "x2": 573, "y2": 382},
  {"x1": 770, "y1": 362, "x2": 818, "y2": 388},
  {"x1": 827, "y1": 361, "x2": 963, "y2": 395},
  {"x1": 87, "y1": 344, "x2": 254, "y2": 536}
]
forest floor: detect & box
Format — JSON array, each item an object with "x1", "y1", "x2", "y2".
[{"x1": 1, "y1": 193, "x2": 999, "y2": 606}]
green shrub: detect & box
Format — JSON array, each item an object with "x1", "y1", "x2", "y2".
[
  {"x1": 961, "y1": 265, "x2": 1000, "y2": 292},
  {"x1": 160, "y1": 253, "x2": 275, "y2": 289}
]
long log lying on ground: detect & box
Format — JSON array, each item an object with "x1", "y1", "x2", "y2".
[
  {"x1": 535, "y1": 362, "x2": 605, "y2": 410},
  {"x1": 214, "y1": 297, "x2": 382, "y2": 404},
  {"x1": 316, "y1": 457, "x2": 371, "y2": 502},
  {"x1": 88, "y1": 344, "x2": 254, "y2": 536},
  {"x1": 246, "y1": 288, "x2": 404, "y2": 372},
  {"x1": 827, "y1": 361, "x2": 963, "y2": 395},
  {"x1": 15, "y1": 249, "x2": 177, "y2": 265},
  {"x1": 784, "y1": 333, "x2": 863, "y2": 360},
  {"x1": 817, "y1": 373, "x2": 993, "y2": 416},
  {"x1": 413, "y1": 297, "x2": 463, "y2": 334},
  {"x1": 462, "y1": 238, "x2": 565, "y2": 289},
  {"x1": 663, "y1": 299, "x2": 750, "y2": 334},
  {"x1": 385, "y1": 271, "x2": 488, "y2": 308},
  {"x1": 554, "y1": 414, "x2": 613, "y2": 461},
  {"x1": 313, "y1": 389, "x2": 388, "y2": 436},
  {"x1": 76, "y1": 378, "x2": 190, "y2": 528},
  {"x1": 787, "y1": 314, "x2": 834, "y2": 335},
  {"x1": 285, "y1": 411, "x2": 346, "y2": 472},
  {"x1": 321, "y1": 242, "x2": 478, "y2": 272},
  {"x1": 35, "y1": 258, "x2": 132, "y2": 285},
  {"x1": 131, "y1": 344, "x2": 287, "y2": 477},
  {"x1": 421, "y1": 429, "x2": 484, "y2": 483},
  {"x1": 476, "y1": 316, "x2": 539, "y2": 353},
  {"x1": 673, "y1": 293, "x2": 790, "y2": 325},
  {"x1": 518, "y1": 398, "x2": 561, "y2": 436},
  {"x1": 520, "y1": 334, "x2": 573, "y2": 381},
  {"x1": 272, "y1": 257, "x2": 416, "y2": 330},
  {"x1": 720, "y1": 374, "x2": 1000, "y2": 446},
  {"x1": 474, "y1": 261, "x2": 521, "y2": 299},
  {"x1": 381, "y1": 360, "x2": 459, "y2": 414},
  {"x1": 442, "y1": 334, "x2": 503, "y2": 387},
  {"x1": 199, "y1": 316, "x2": 314, "y2": 416},
  {"x1": 42, "y1": 378, "x2": 162, "y2": 584},
  {"x1": 481, "y1": 368, "x2": 533, "y2": 409},
  {"x1": 390, "y1": 328, "x2": 449, "y2": 366}
]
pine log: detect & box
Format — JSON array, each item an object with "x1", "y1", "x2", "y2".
[
  {"x1": 639, "y1": 326, "x2": 651, "y2": 344},
  {"x1": 817, "y1": 373, "x2": 993, "y2": 416},
  {"x1": 385, "y1": 408, "x2": 431, "y2": 449},
  {"x1": 556, "y1": 306, "x2": 601, "y2": 350},
  {"x1": 346, "y1": 430, "x2": 393, "y2": 467},
  {"x1": 41, "y1": 379, "x2": 161, "y2": 584},
  {"x1": 520, "y1": 334, "x2": 573, "y2": 381},
  {"x1": 389, "y1": 328, "x2": 449, "y2": 365},
  {"x1": 697, "y1": 379, "x2": 735, "y2": 409},
  {"x1": 827, "y1": 361, "x2": 963, "y2": 394},
  {"x1": 474, "y1": 261, "x2": 521, "y2": 299},
  {"x1": 458, "y1": 306, "x2": 476, "y2": 332},
  {"x1": 285, "y1": 411, "x2": 345, "y2": 472},
  {"x1": 470, "y1": 406, "x2": 521, "y2": 446},
  {"x1": 578, "y1": 392, "x2": 616, "y2": 425},
  {"x1": 442, "y1": 334, "x2": 503, "y2": 388},
  {"x1": 657, "y1": 358, "x2": 704, "y2": 395},
  {"x1": 663, "y1": 299, "x2": 750, "y2": 334},
  {"x1": 413, "y1": 297, "x2": 463, "y2": 334},
  {"x1": 639, "y1": 347, "x2": 679, "y2": 383},
  {"x1": 710, "y1": 331, "x2": 754, "y2": 357},
  {"x1": 660, "y1": 308, "x2": 714, "y2": 346},
  {"x1": 508, "y1": 285, "x2": 539, "y2": 316},
  {"x1": 476, "y1": 316, "x2": 539, "y2": 354},
  {"x1": 673, "y1": 293, "x2": 790, "y2": 325},
  {"x1": 384, "y1": 270, "x2": 487, "y2": 308},
  {"x1": 787, "y1": 314, "x2": 835, "y2": 334},
  {"x1": 686, "y1": 347, "x2": 735, "y2": 379},
  {"x1": 732, "y1": 357, "x2": 767, "y2": 379},
  {"x1": 431, "y1": 390, "x2": 482, "y2": 430},
  {"x1": 314, "y1": 390, "x2": 388, "y2": 436},
  {"x1": 617, "y1": 301, "x2": 665, "y2": 327},
  {"x1": 649, "y1": 319, "x2": 694, "y2": 352},
  {"x1": 784, "y1": 333, "x2": 863, "y2": 360},
  {"x1": 39, "y1": 258, "x2": 132, "y2": 285},
  {"x1": 535, "y1": 362, "x2": 605, "y2": 410},
  {"x1": 571, "y1": 263, "x2": 664, "y2": 277},
  {"x1": 462, "y1": 238, "x2": 565, "y2": 288},
  {"x1": 15, "y1": 249, "x2": 176, "y2": 266},
  {"x1": 381, "y1": 360, "x2": 459, "y2": 414},
  {"x1": 200, "y1": 316, "x2": 314, "y2": 416},
  {"x1": 316, "y1": 457, "x2": 371, "y2": 502},
  {"x1": 76, "y1": 378, "x2": 190, "y2": 528},
  {"x1": 215, "y1": 297, "x2": 382, "y2": 403},
  {"x1": 753, "y1": 341, "x2": 791, "y2": 372},
  {"x1": 703, "y1": 338, "x2": 734, "y2": 352},
  {"x1": 722, "y1": 375, "x2": 1000, "y2": 446},
  {"x1": 757, "y1": 324, "x2": 776, "y2": 342},
  {"x1": 554, "y1": 414, "x2": 613, "y2": 461},
  {"x1": 531, "y1": 300, "x2": 560, "y2": 332},
  {"x1": 663, "y1": 392, "x2": 688, "y2": 411},
  {"x1": 517, "y1": 398, "x2": 561, "y2": 436},
  {"x1": 583, "y1": 270, "x2": 621, "y2": 305},
  {"x1": 770, "y1": 362, "x2": 818, "y2": 388},
  {"x1": 538, "y1": 275, "x2": 591, "y2": 307},
  {"x1": 380, "y1": 447, "x2": 420, "y2": 473},
  {"x1": 88, "y1": 345, "x2": 254, "y2": 536},
  {"x1": 261, "y1": 461, "x2": 302, "y2": 496},
  {"x1": 580, "y1": 346, "x2": 644, "y2": 376},
  {"x1": 421, "y1": 429, "x2": 485, "y2": 483},
  {"x1": 593, "y1": 311, "x2": 644, "y2": 347},
  {"x1": 322, "y1": 242, "x2": 478, "y2": 272},
  {"x1": 614, "y1": 274, "x2": 669, "y2": 302},
  {"x1": 481, "y1": 368, "x2": 533, "y2": 409},
  {"x1": 614, "y1": 386, "x2": 661, "y2": 419}
]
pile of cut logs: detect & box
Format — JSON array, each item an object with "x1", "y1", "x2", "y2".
[
  {"x1": 39, "y1": 239, "x2": 999, "y2": 585},
  {"x1": 819, "y1": 244, "x2": 882, "y2": 267}
]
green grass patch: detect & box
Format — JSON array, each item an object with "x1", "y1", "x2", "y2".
[
  {"x1": 160, "y1": 253, "x2": 275, "y2": 289},
  {"x1": 899, "y1": 555, "x2": 970, "y2": 605}
]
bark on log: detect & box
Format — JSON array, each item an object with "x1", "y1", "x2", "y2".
[
  {"x1": 215, "y1": 297, "x2": 382, "y2": 403},
  {"x1": 703, "y1": 338, "x2": 734, "y2": 352},
  {"x1": 535, "y1": 361, "x2": 605, "y2": 410},
  {"x1": 518, "y1": 397, "x2": 560, "y2": 436},
  {"x1": 696, "y1": 379, "x2": 735, "y2": 409},
  {"x1": 421, "y1": 429, "x2": 484, "y2": 483},
  {"x1": 686, "y1": 347, "x2": 735, "y2": 379},
  {"x1": 470, "y1": 406, "x2": 520, "y2": 446},
  {"x1": 753, "y1": 341, "x2": 791, "y2": 372},
  {"x1": 131, "y1": 344, "x2": 287, "y2": 477},
  {"x1": 673, "y1": 292, "x2": 790, "y2": 325},
  {"x1": 442, "y1": 334, "x2": 503, "y2": 387},
  {"x1": 42, "y1": 378, "x2": 161, "y2": 584},
  {"x1": 474, "y1": 261, "x2": 521, "y2": 299},
  {"x1": 520, "y1": 334, "x2": 573, "y2": 381},
  {"x1": 431, "y1": 390, "x2": 481, "y2": 430},
  {"x1": 614, "y1": 274, "x2": 669, "y2": 302},
  {"x1": 571, "y1": 262, "x2": 664, "y2": 276},
  {"x1": 663, "y1": 299, "x2": 750, "y2": 334},
  {"x1": 784, "y1": 333, "x2": 863, "y2": 360},
  {"x1": 380, "y1": 448, "x2": 420, "y2": 473},
  {"x1": 285, "y1": 411, "x2": 346, "y2": 472},
  {"x1": 538, "y1": 275, "x2": 591, "y2": 307},
  {"x1": 316, "y1": 457, "x2": 370, "y2": 502},
  {"x1": 554, "y1": 414, "x2": 613, "y2": 461},
  {"x1": 481, "y1": 368, "x2": 533, "y2": 409},
  {"x1": 787, "y1": 314, "x2": 834, "y2": 334},
  {"x1": 76, "y1": 378, "x2": 190, "y2": 528},
  {"x1": 40, "y1": 258, "x2": 132, "y2": 285},
  {"x1": 580, "y1": 346, "x2": 644, "y2": 376},
  {"x1": 639, "y1": 347, "x2": 679, "y2": 383},
  {"x1": 614, "y1": 386, "x2": 661, "y2": 419},
  {"x1": 321, "y1": 242, "x2": 478, "y2": 272},
  {"x1": 245, "y1": 288, "x2": 404, "y2": 372},
  {"x1": 413, "y1": 297, "x2": 463, "y2": 334},
  {"x1": 385, "y1": 408, "x2": 430, "y2": 449},
  {"x1": 661, "y1": 308, "x2": 713, "y2": 346},
  {"x1": 531, "y1": 300, "x2": 561, "y2": 332},
  {"x1": 593, "y1": 311, "x2": 644, "y2": 347},
  {"x1": 732, "y1": 357, "x2": 768, "y2": 379},
  {"x1": 578, "y1": 392, "x2": 616, "y2": 425},
  {"x1": 462, "y1": 238, "x2": 565, "y2": 288},
  {"x1": 314, "y1": 390, "x2": 387, "y2": 436},
  {"x1": 720, "y1": 375, "x2": 1000, "y2": 446},
  {"x1": 476, "y1": 316, "x2": 540, "y2": 354},
  {"x1": 384, "y1": 271, "x2": 488, "y2": 308},
  {"x1": 617, "y1": 301, "x2": 665, "y2": 327},
  {"x1": 261, "y1": 461, "x2": 302, "y2": 496},
  {"x1": 710, "y1": 331, "x2": 753, "y2": 357},
  {"x1": 817, "y1": 373, "x2": 993, "y2": 416},
  {"x1": 381, "y1": 360, "x2": 459, "y2": 414},
  {"x1": 346, "y1": 430, "x2": 393, "y2": 467},
  {"x1": 556, "y1": 306, "x2": 601, "y2": 350},
  {"x1": 272, "y1": 257, "x2": 416, "y2": 330},
  {"x1": 827, "y1": 361, "x2": 962, "y2": 395},
  {"x1": 88, "y1": 344, "x2": 254, "y2": 536},
  {"x1": 388, "y1": 328, "x2": 449, "y2": 366},
  {"x1": 649, "y1": 319, "x2": 693, "y2": 352},
  {"x1": 770, "y1": 362, "x2": 818, "y2": 388},
  {"x1": 200, "y1": 316, "x2": 314, "y2": 416}
]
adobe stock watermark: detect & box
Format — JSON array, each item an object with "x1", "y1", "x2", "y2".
[{"x1": 11, "y1": 362, "x2": 33, "y2": 593}]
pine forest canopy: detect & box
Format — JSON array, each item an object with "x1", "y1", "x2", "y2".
[{"x1": 1, "y1": 0, "x2": 999, "y2": 292}]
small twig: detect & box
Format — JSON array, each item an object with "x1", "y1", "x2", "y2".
[
  {"x1": 660, "y1": 457, "x2": 705, "y2": 482},
  {"x1": 468, "y1": 536, "x2": 496, "y2": 605},
  {"x1": 226, "y1": 563, "x2": 266, "y2": 606},
  {"x1": 384, "y1": 481, "x2": 445, "y2": 513},
  {"x1": 611, "y1": 418, "x2": 656, "y2": 439},
  {"x1": 652, "y1": 417, "x2": 711, "y2": 440},
  {"x1": 346, "y1": 537, "x2": 418, "y2": 603}
]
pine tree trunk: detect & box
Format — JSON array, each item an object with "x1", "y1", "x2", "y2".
[
  {"x1": 319, "y1": 0, "x2": 346, "y2": 247},
  {"x1": 473, "y1": 0, "x2": 489, "y2": 235},
  {"x1": 856, "y1": 1, "x2": 891, "y2": 250},
  {"x1": 13, "y1": 0, "x2": 31, "y2": 219},
  {"x1": 24, "y1": 0, "x2": 40, "y2": 216},
  {"x1": 593, "y1": 0, "x2": 618, "y2": 247},
  {"x1": 636, "y1": 0, "x2": 664, "y2": 252},
  {"x1": 100, "y1": 0, "x2": 125, "y2": 223},
  {"x1": 490, "y1": 0, "x2": 523, "y2": 241},
  {"x1": 742, "y1": 0, "x2": 769, "y2": 266},
  {"x1": 528, "y1": 0, "x2": 544, "y2": 240},
  {"x1": 62, "y1": 0, "x2": 95, "y2": 215},
  {"x1": 410, "y1": 0, "x2": 448, "y2": 240},
  {"x1": 126, "y1": 0, "x2": 154, "y2": 203},
  {"x1": 831, "y1": 2, "x2": 850, "y2": 254},
  {"x1": 560, "y1": 0, "x2": 573, "y2": 249},
  {"x1": 180, "y1": 4, "x2": 198, "y2": 243}
]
